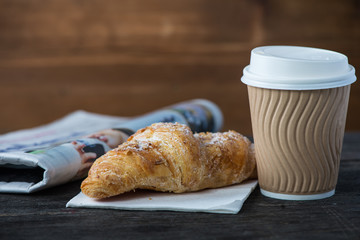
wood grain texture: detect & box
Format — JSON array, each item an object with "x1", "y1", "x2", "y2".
[
  {"x1": 0, "y1": 0, "x2": 359, "y2": 135},
  {"x1": 0, "y1": 133, "x2": 359, "y2": 239}
]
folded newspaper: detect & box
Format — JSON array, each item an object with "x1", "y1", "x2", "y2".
[{"x1": 0, "y1": 99, "x2": 223, "y2": 194}]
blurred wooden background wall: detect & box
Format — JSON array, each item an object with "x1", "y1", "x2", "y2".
[{"x1": 0, "y1": 0, "x2": 359, "y2": 135}]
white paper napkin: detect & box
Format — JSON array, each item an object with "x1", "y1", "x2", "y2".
[{"x1": 66, "y1": 180, "x2": 257, "y2": 214}]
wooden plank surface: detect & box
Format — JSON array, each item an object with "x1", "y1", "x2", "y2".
[
  {"x1": 0, "y1": 132, "x2": 359, "y2": 239},
  {"x1": 0, "y1": 0, "x2": 359, "y2": 136}
]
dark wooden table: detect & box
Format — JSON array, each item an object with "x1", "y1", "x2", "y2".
[{"x1": 0, "y1": 133, "x2": 359, "y2": 240}]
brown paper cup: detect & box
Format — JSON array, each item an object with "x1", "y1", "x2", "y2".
[
  {"x1": 248, "y1": 85, "x2": 350, "y2": 200},
  {"x1": 241, "y1": 46, "x2": 356, "y2": 200}
]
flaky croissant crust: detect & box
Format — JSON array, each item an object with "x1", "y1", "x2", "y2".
[{"x1": 81, "y1": 122, "x2": 256, "y2": 199}]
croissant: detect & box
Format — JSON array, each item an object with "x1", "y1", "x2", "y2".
[{"x1": 81, "y1": 122, "x2": 256, "y2": 199}]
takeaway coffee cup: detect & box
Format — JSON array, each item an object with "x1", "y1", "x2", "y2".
[{"x1": 241, "y1": 46, "x2": 356, "y2": 200}]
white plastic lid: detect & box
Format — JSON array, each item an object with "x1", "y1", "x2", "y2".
[{"x1": 241, "y1": 46, "x2": 356, "y2": 90}]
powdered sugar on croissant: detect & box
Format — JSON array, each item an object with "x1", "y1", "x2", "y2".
[{"x1": 81, "y1": 122, "x2": 256, "y2": 199}]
